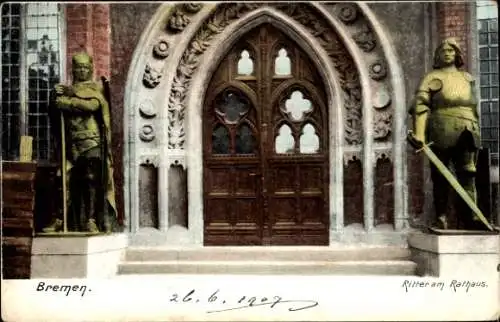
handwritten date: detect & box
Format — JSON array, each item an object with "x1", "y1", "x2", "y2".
[{"x1": 168, "y1": 289, "x2": 319, "y2": 314}]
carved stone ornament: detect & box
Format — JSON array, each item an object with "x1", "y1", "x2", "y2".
[
  {"x1": 372, "y1": 84, "x2": 391, "y2": 109},
  {"x1": 353, "y1": 25, "x2": 376, "y2": 52},
  {"x1": 139, "y1": 154, "x2": 160, "y2": 167},
  {"x1": 343, "y1": 149, "x2": 362, "y2": 166},
  {"x1": 153, "y1": 40, "x2": 170, "y2": 59},
  {"x1": 143, "y1": 63, "x2": 163, "y2": 88},
  {"x1": 338, "y1": 4, "x2": 358, "y2": 24},
  {"x1": 139, "y1": 124, "x2": 156, "y2": 142},
  {"x1": 138, "y1": 99, "x2": 157, "y2": 118},
  {"x1": 168, "y1": 152, "x2": 187, "y2": 168},
  {"x1": 369, "y1": 60, "x2": 387, "y2": 81},
  {"x1": 168, "y1": 8, "x2": 190, "y2": 33},
  {"x1": 374, "y1": 148, "x2": 392, "y2": 162},
  {"x1": 168, "y1": 3, "x2": 363, "y2": 148},
  {"x1": 373, "y1": 110, "x2": 392, "y2": 140},
  {"x1": 184, "y1": 3, "x2": 203, "y2": 13}
]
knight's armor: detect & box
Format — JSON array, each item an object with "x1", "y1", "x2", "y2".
[{"x1": 413, "y1": 69, "x2": 481, "y2": 229}]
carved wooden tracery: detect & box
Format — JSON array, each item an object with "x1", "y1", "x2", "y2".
[{"x1": 203, "y1": 24, "x2": 329, "y2": 245}]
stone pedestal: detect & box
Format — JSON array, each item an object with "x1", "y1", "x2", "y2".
[
  {"x1": 408, "y1": 230, "x2": 500, "y2": 278},
  {"x1": 31, "y1": 233, "x2": 127, "y2": 278}
]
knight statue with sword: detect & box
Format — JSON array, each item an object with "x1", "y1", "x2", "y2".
[
  {"x1": 408, "y1": 37, "x2": 496, "y2": 232},
  {"x1": 43, "y1": 52, "x2": 117, "y2": 233}
]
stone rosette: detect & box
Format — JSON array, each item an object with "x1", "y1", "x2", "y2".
[
  {"x1": 139, "y1": 124, "x2": 155, "y2": 142},
  {"x1": 184, "y1": 3, "x2": 203, "y2": 13},
  {"x1": 153, "y1": 40, "x2": 169, "y2": 59},
  {"x1": 338, "y1": 4, "x2": 358, "y2": 24},
  {"x1": 369, "y1": 60, "x2": 387, "y2": 81}
]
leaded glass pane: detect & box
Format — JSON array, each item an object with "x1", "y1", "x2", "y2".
[
  {"x1": 283, "y1": 90, "x2": 312, "y2": 121},
  {"x1": 481, "y1": 87, "x2": 490, "y2": 98},
  {"x1": 490, "y1": 32, "x2": 498, "y2": 44},
  {"x1": 480, "y1": 47, "x2": 490, "y2": 58},
  {"x1": 491, "y1": 47, "x2": 498, "y2": 58},
  {"x1": 491, "y1": 86, "x2": 498, "y2": 99},
  {"x1": 235, "y1": 124, "x2": 255, "y2": 154},
  {"x1": 237, "y1": 50, "x2": 254, "y2": 75},
  {"x1": 275, "y1": 124, "x2": 295, "y2": 154},
  {"x1": 481, "y1": 74, "x2": 490, "y2": 85},
  {"x1": 25, "y1": 3, "x2": 62, "y2": 160},
  {"x1": 299, "y1": 123, "x2": 319, "y2": 154},
  {"x1": 275, "y1": 48, "x2": 291, "y2": 76},
  {"x1": 1, "y1": 3, "x2": 22, "y2": 160},
  {"x1": 212, "y1": 124, "x2": 230, "y2": 154},
  {"x1": 479, "y1": 32, "x2": 489, "y2": 45},
  {"x1": 480, "y1": 60, "x2": 490, "y2": 72},
  {"x1": 215, "y1": 90, "x2": 250, "y2": 124}
]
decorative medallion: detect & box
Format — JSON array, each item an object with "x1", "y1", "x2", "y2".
[
  {"x1": 139, "y1": 99, "x2": 157, "y2": 118},
  {"x1": 372, "y1": 84, "x2": 391, "y2": 109},
  {"x1": 184, "y1": 3, "x2": 203, "y2": 13},
  {"x1": 143, "y1": 63, "x2": 163, "y2": 88},
  {"x1": 167, "y1": 9, "x2": 190, "y2": 33},
  {"x1": 153, "y1": 39, "x2": 170, "y2": 59},
  {"x1": 353, "y1": 25, "x2": 376, "y2": 52},
  {"x1": 369, "y1": 60, "x2": 387, "y2": 81},
  {"x1": 338, "y1": 4, "x2": 358, "y2": 24},
  {"x1": 139, "y1": 124, "x2": 156, "y2": 142}
]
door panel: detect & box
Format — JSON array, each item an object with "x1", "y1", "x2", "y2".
[{"x1": 203, "y1": 23, "x2": 329, "y2": 245}]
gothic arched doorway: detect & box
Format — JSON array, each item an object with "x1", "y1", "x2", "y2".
[{"x1": 203, "y1": 24, "x2": 330, "y2": 246}]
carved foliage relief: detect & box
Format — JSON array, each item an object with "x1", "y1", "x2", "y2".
[
  {"x1": 167, "y1": 3, "x2": 365, "y2": 149},
  {"x1": 331, "y1": 3, "x2": 393, "y2": 142},
  {"x1": 168, "y1": 3, "x2": 261, "y2": 149}
]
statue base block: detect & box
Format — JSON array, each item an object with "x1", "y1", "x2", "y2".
[
  {"x1": 30, "y1": 233, "x2": 127, "y2": 278},
  {"x1": 407, "y1": 230, "x2": 499, "y2": 278}
]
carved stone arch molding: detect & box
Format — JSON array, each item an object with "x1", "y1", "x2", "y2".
[{"x1": 124, "y1": 2, "x2": 408, "y2": 244}]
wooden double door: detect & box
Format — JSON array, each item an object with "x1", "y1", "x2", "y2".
[{"x1": 203, "y1": 24, "x2": 329, "y2": 245}]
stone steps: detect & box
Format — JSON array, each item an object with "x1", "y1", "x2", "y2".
[
  {"x1": 118, "y1": 246, "x2": 417, "y2": 275},
  {"x1": 118, "y1": 259, "x2": 417, "y2": 275}
]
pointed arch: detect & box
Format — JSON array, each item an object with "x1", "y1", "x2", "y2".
[
  {"x1": 186, "y1": 8, "x2": 347, "y2": 244},
  {"x1": 123, "y1": 2, "x2": 408, "y2": 246}
]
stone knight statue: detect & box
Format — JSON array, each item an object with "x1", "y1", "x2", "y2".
[
  {"x1": 43, "y1": 52, "x2": 117, "y2": 233},
  {"x1": 408, "y1": 37, "x2": 484, "y2": 230}
]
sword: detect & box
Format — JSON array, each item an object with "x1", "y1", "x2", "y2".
[{"x1": 407, "y1": 131, "x2": 494, "y2": 231}]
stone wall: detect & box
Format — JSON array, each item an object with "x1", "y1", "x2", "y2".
[
  {"x1": 368, "y1": 2, "x2": 432, "y2": 224},
  {"x1": 109, "y1": 4, "x2": 161, "y2": 224}
]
